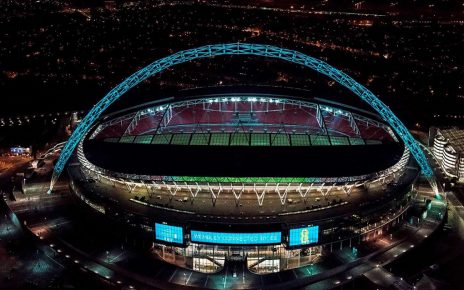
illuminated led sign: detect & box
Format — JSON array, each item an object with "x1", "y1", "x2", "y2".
[
  {"x1": 155, "y1": 223, "x2": 183, "y2": 244},
  {"x1": 288, "y1": 226, "x2": 319, "y2": 247},
  {"x1": 190, "y1": 230, "x2": 281, "y2": 245}
]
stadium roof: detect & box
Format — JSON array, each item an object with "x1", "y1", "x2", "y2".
[{"x1": 84, "y1": 140, "x2": 404, "y2": 178}]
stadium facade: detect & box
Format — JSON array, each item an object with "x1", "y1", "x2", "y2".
[{"x1": 68, "y1": 88, "x2": 418, "y2": 274}]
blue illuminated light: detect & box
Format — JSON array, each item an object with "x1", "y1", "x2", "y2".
[
  {"x1": 289, "y1": 226, "x2": 319, "y2": 247},
  {"x1": 155, "y1": 223, "x2": 183, "y2": 244},
  {"x1": 191, "y1": 230, "x2": 282, "y2": 245},
  {"x1": 49, "y1": 43, "x2": 434, "y2": 192}
]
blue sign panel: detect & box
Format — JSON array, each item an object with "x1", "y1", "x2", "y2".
[
  {"x1": 289, "y1": 226, "x2": 319, "y2": 247},
  {"x1": 191, "y1": 230, "x2": 281, "y2": 245},
  {"x1": 155, "y1": 223, "x2": 183, "y2": 244}
]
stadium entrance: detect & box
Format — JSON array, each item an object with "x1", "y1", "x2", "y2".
[{"x1": 228, "y1": 247, "x2": 246, "y2": 262}]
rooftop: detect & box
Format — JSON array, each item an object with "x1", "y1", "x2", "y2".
[{"x1": 439, "y1": 128, "x2": 464, "y2": 154}]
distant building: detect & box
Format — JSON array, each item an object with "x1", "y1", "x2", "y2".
[
  {"x1": 104, "y1": 0, "x2": 116, "y2": 11},
  {"x1": 10, "y1": 146, "x2": 31, "y2": 156},
  {"x1": 432, "y1": 128, "x2": 464, "y2": 182}
]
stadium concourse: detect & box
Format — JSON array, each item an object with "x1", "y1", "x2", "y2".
[{"x1": 63, "y1": 86, "x2": 422, "y2": 275}]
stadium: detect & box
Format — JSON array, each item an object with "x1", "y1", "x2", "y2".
[
  {"x1": 67, "y1": 85, "x2": 417, "y2": 274},
  {"x1": 57, "y1": 43, "x2": 430, "y2": 275}
]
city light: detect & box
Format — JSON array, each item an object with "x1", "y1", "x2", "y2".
[{"x1": 0, "y1": 2, "x2": 460, "y2": 289}]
